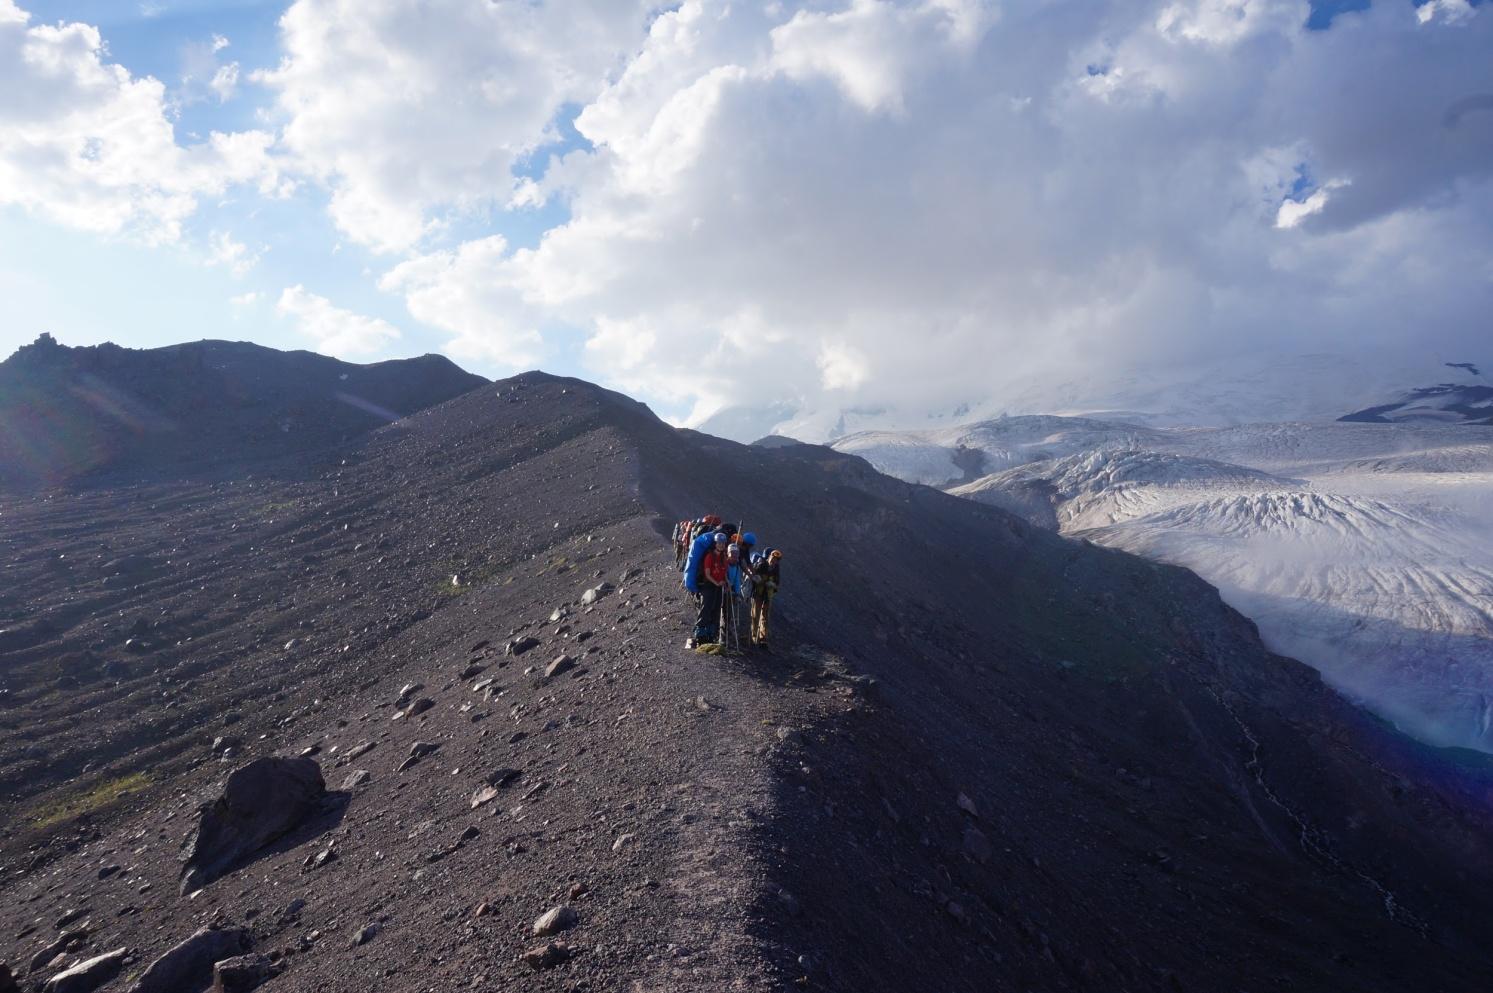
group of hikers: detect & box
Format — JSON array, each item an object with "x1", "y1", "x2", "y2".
[{"x1": 671, "y1": 515, "x2": 783, "y2": 651}]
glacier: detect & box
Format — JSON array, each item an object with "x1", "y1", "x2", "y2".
[{"x1": 840, "y1": 418, "x2": 1493, "y2": 753}]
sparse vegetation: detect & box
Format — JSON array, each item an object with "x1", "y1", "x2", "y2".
[{"x1": 27, "y1": 770, "x2": 154, "y2": 831}]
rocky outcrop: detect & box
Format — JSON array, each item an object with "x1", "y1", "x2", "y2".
[
  {"x1": 181, "y1": 758, "x2": 327, "y2": 893},
  {"x1": 128, "y1": 927, "x2": 250, "y2": 993}
]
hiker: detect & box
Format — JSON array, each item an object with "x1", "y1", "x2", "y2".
[
  {"x1": 682, "y1": 521, "x2": 734, "y2": 594},
  {"x1": 676, "y1": 514, "x2": 720, "y2": 568},
  {"x1": 686, "y1": 532, "x2": 731, "y2": 648},
  {"x1": 732, "y1": 532, "x2": 757, "y2": 593},
  {"x1": 749, "y1": 547, "x2": 782, "y2": 648},
  {"x1": 726, "y1": 531, "x2": 756, "y2": 635}
]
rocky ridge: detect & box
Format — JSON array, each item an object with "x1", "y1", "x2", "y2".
[{"x1": 1, "y1": 370, "x2": 1492, "y2": 991}]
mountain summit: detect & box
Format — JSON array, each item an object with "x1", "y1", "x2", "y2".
[
  {"x1": 2, "y1": 352, "x2": 1492, "y2": 991},
  {"x1": 0, "y1": 335, "x2": 487, "y2": 487}
]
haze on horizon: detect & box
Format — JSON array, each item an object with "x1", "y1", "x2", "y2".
[{"x1": 2, "y1": 0, "x2": 1490, "y2": 433}]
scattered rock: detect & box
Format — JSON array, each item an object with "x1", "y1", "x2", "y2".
[
  {"x1": 532, "y1": 905, "x2": 578, "y2": 936},
  {"x1": 520, "y1": 942, "x2": 573, "y2": 970},
  {"x1": 302, "y1": 847, "x2": 336, "y2": 872},
  {"x1": 580, "y1": 582, "x2": 614, "y2": 605},
  {"x1": 956, "y1": 792, "x2": 980, "y2": 819},
  {"x1": 31, "y1": 930, "x2": 88, "y2": 973},
  {"x1": 343, "y1": 741, "x2": 375, "y2": 761},
  {"x1": 54, "y1": 909, "x2": 88, "y2": 930},
  {"x1": 458, "y1": 663, "x2": 485, "y2": 680},
  {"x1": 486, "y1": 767, "x2": 521, "y2": 788},
  {"x1": 962, "y1": 826, "x2": 992, "y2": 865},
  {"x1": 611, "y1": 833, "x2": 635, "y2": 852},
  {"x1": 396, "y1": 682, "x2": 423, "y2": 704},
  {"x1": 505, "y1": 636, "x2": 540, "y2": 657},
  {"x1": 403, "y1": 697, "x2": 435, "y2": 718},
  {"x1": 210, "y1": 953, "x2": 275, "y2": 993},
  {"x1": 397, "y1": 742, "x2": 441, "y2": 773},
  {"x1": 180, "y1": 757, "x2": 328, "y2": 893},
  {"x1": 350, "y1": 923, "x2": 379, "y2": 947},
  {"x1": 211, "y1": 736, "x2": 241, "y2": 754},
  {"x1": 127, "y1": 926, "x2": 250, "y2": 993},
  {"x1": 470, "y1": 786, "x2": 500, "y2": 809},
  {"x1": 340, "y1": 769, "x2": 371, "y2": 790},
  {"x1": 544, "y1": 655, "x2": 575, "y2": 679},
  {"x1": 96, "y1": 864, "x2": 121, "y2": 880},
  {"x1": 42, "y1": 948, "x2": 127, "y2": 993}
]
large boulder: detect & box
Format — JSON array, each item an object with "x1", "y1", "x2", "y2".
[
  {"x1": 181, "y1": 757, "x2": 326, "y2": 893},
  {"x1": 42, "y1": 949, "x2": 126, "y2": 993},
  {"x1": 128, "y1": 927, "x2": 250, "y2": 993}
]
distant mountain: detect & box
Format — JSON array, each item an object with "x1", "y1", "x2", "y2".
[
  {"x1": 0, "y1": 334, "x2": 487, "y2": 487},
  {"x1": 1341, "y1": 382, "x2": 1493, "y2": 425},
  {"x1": 749, "y1": 434, "x2": 812, "y2": 449}
]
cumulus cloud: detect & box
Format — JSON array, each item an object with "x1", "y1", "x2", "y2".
[
  {"x1": 347, "y1": 0, "x2": 1491, "y2": 433},
  {"x1": 9, "y1": 0, "x2": 1493, "y2": 438},
  {"x1": 379, "y1": 235, "x2": 543, "y2": 368},
  {"x1": 0, "y1": 2, "x2": 283, "y2": 243},
  {"x1": 254, "y1": 0, "x2": 656, "y2": 253},
  {"x1": 276, "y1": 285, "x2": 401, "y2": 358}
]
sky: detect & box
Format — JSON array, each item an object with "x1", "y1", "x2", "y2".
[{"x1": 2, "y1": 0, "x2": 1490, "y2": 436}]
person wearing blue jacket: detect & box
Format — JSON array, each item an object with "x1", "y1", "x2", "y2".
[
  {"x1": 683, "y1": 523, "x2": 736, "y2": 594},
  {"x1": 728, "y1": 532, "x2": 756, "y2": 596}
]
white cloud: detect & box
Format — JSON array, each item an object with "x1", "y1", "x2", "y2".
[
  {"x1": 276, "y1": 285, "x2": 401, "y2": 358},
  {"x1": 254, "y1": 0, "x2": 657, "y2": 253},
  {"x1": 8, "y1": 0, "x2": 1491, "y2": 437},
  {"x1": 209, "y1": 62, "x2": 240, "y2": 102},
  {"x1": 229, "y1": 291, "x2": 261, "y2": 309},
  {"x1": 817, "y1": 341, "x2": 871, "y2": 390},
  {"x1": 180, "y1": 31, "x2": 242, "y2": 105},
  {"x1": 770, "y1": 0, "x2": 995, "y2": 113},
  {"x1": 205, "y1": 230, "x2": 261, "y2": 276},
  {"x1": 1417, "y1": 0, "x2": 1475, "y2": 26},
  {"x1": 379, "y1": 236, "x2": 542, "y2": 369},
  {"x1": 364, "y1": 0, "x2": 1491, "y2": 433},
  {"x1": 0, "y1": 3, "x2": 282, "y2": 243}
]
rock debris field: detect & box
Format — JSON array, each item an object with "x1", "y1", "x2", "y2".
[{"x1": 2, "y1": 369, "x2": 1493, "y2": 992}]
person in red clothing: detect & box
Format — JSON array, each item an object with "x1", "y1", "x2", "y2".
[{"x1": 687, "y1": 532, "x2": 731, "y2": 648}]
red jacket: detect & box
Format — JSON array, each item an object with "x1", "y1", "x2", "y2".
[{"x1": 702, "y1": 547, "x2": 729, "y2": 587}]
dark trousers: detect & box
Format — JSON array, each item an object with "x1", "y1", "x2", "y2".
[{"x1": 694, "y1": 583, "x2": 722, "y2": 642}]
